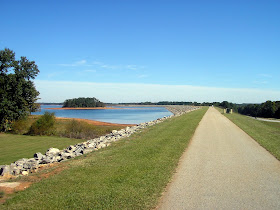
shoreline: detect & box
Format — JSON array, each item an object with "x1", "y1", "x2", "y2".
[
  {"x1": 55, "y1": 117, "x2": 136, "y2": 127},
  {"x1": 46, "y1": 107, "x2": 119, "y2": 110}
]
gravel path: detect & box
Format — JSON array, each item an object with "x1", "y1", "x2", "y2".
[{"x1": 157, "y1": 107, "x2": 280, "y2": 209}]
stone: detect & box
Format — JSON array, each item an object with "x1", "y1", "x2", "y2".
[
  {"x1": 83, "y1": 148, "x2": 93, "y2": 154},
  {"x1": 0, "y1": 165, "x2": 11, "y2": 176},
  {"x1": 21, "y1": 171, "x2": 29, "y2": 176},
  {"x1": 74, "y1": 146, "x2": 84, "y2": 154},
  {"x1": 34, "y1": 152, "x2": 44, "y2": 160},
  {"x1": 45, "y1": 148, "x2": 60, "y2": 156}
]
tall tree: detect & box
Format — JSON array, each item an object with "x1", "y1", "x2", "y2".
[{"x1": 0, "y1": 48, "x2": 40, "y2": 131}]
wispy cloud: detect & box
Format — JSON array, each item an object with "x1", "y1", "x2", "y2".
[
  {"x1": 59, "y1": 60, "x2": 92, "y2": 67},
  {"x1": 258, "y1": 73, "x2": 272, "y2": 78},
  {"x1": 93, "y1": 61, "x2": 145, "y2": 71},
  {"x1": 253, "y1": 80, "x2": 268, "y2": 84}
]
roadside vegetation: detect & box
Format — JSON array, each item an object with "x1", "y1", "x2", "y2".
[
  {"x1": 218, "y1": 108, "x2": 280, "y2": 160},
  {"x1": 2, "y1": 108, "x2": 207, "y2": 209}
]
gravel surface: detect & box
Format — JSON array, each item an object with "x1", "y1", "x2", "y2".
[{"x1": 157, "y1": 107, "x2": 280, "y2": 209}]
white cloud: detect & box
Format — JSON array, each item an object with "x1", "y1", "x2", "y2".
[
  {"x1": 59, "y1": 60, "x2": 91, "y2": 67},
  {"x1": 35, "y1": 80, "x2": 280, "y2": 103},
  {"x1": 93, "y1": 61, "x2": 145, "y2": 71}
]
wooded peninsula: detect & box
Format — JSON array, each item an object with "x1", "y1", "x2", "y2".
[{"x1": 62, "y1": 97, "x2": 105, "y2": 108}]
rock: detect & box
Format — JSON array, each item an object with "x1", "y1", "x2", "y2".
[
  {"x1": 40, "y1": 157, "x2": 52, "y2": 164},
  {"x1": 67, "y1": 145, "x2": 76, "y2": 151},
  {"x1": 10, "y1": 166, "x2": 21, "y2": 176},
  {"x1": 82, "y1": 148, "x2": 93, "y2": 154},
  {"x1": 45, "y1": 148, "x2": 60, "y2": 156},
  {"x1": 61, "y1": 152, "x2": 75, "y2": 160},
  {"x1": 96, "y1": 143, "x2": 106, "y2": 149},
  {"x1": 21, "y1": 171, "x2": 29, "y2": 176},
  {"x1": 34, "y1": 152, "x2": 44, "y2": 160},
  {"x1": 0, "y1": 165, "x2": 11, "y2": 176}
]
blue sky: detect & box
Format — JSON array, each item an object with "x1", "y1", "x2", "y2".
[{"x1": 1, "y1": 0, "x2": 280, "y2": 103}]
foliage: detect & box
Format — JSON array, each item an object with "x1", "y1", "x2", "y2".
[
  {"x1": 0, "y1": 48, "x2": 40, "y2": 131},
  {"x1": 28, "y1": 112, "x2": 56, "y2": 135},
  {"x1": 64, "y1": 120, "x2": 103, "y2": 139},
  {"x1": 63, "y1": 97, "x2": 105, "y2": 108},
  {"x1": 11, "y1": 117, "x2": 30, "y2": 134},
  {"x1": 238, "y1": 101, "x2": 280, "y2": 118}
]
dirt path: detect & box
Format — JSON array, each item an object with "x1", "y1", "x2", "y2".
[{"x1": 157, "y1": 107, "x2": 280, "y2": 209}]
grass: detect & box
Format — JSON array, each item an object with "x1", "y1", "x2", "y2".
[
  {"x1": 217, "y1": 108, "x2": 280, "y2": 160},
  {"x1": 0, "y1": 134, "x2": 82, "y2": 165},
  {"x1": 2, "y1": 108, "x2": 207, "y2": 209},
  {"x1": 10, "y1": 115, "x2": 126, "y2": 139}
]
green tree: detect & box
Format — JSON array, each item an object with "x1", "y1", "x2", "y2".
[
  {"x1": 0, "y1": 48, "x2": 40, "y2": 131},
  {"x1": 260, "y1": 101, "x2": 276, "y2": 118},
  {"x1": 28, "y1": 112, "x2": 55, "y2": 135}
]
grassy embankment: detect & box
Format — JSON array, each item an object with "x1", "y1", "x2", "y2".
[
  {"x1": 0, "y1": 134, "x2": 82, "y2": 165},
  {"x1": 217, "y1": 108, "x2": 280, "y2": 160},
  {"x1": 2, "y1": 108, "x2": 207, "y2": 209}
]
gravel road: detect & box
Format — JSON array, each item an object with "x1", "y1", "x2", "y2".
[{"x1": 157, "y1": 107, "x2": 280, "y2": 209}]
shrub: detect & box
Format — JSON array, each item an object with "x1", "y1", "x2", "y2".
[
  {"x1": 0, "y1": 191, "x2": 4, "y2": 198},
  {"x1": 64, "y1": 120, "x2": 101, "y2": 139},
  {"x1": 11, "y1": 117, "x2": 30, "y2": 134},
  {"x1": 29, "y1": 112, "x2": 56, "y2": 135}
]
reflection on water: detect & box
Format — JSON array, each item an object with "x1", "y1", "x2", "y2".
[{"x1": 32, "y1": 105, "x2": 173, "y2": 124}]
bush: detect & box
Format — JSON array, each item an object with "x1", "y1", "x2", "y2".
[
  {"x1": 29, "y1": 112, "x2": 56, "y2": 135},
  {"x1": 64, "y1": 120, "x2": 103, "y2": 139},
  {"x1": 11, "y1": 117, "x2": 30, "y2": 134}
]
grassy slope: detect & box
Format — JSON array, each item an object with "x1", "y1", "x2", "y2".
[
  {"x1": 217, "y1": 108, "x2": 280, "y2": 160},
  {"x1": 0, "y1": 134, "x2": 82, "y2": 165},
  {"x1": 3, "y1": 108, "x2": 207, "y2": 209}
]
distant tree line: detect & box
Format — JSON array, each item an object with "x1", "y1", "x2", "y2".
[
  {"x1": 109, "y1": 101, "x2": 207, "y2": 106},
  {"x1": 63, "y1": 97, "x2": 105, "y2": 108},
  {"x1": 109, "y1": 100, "x2": 280, "y2": 119},
  {"x1": 238, "y1": 101, "x2": 280, "y2": 118},
  {"x1": 109, "y1": 101, "x2": 237, "y2": 107}
]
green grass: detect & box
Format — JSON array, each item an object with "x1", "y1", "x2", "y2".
[
  {"x1": 2, "y1": 108, "x2": 207, "y2": 209},
  {"x1": 10, "y1": 115, "x2": 126, "y2": 139},
  {"x1": 0, "y1": 134, "x2": 82, "y2": 165},
  {"x1": 217, "y1": 108, "x2": 280, "y2": 160}
]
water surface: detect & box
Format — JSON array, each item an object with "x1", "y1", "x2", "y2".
[{"x1": 32, "y1": 105, "x2": 173, "y2": 124}]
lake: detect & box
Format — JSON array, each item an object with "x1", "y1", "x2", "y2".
[{"x1": 32, "y1": 105, "x2": 173, "y2": 124}]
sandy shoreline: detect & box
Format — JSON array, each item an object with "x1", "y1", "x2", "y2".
[
  {"x1": 55, "y1": 117, "x2": 136, "y2": 127},
  {"x1": 46, "y1": 107, "x2": 119, "y2": 110}
]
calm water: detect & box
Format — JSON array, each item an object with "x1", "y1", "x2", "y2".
[{"x1": 32, "y1": 105, "x2": 173, "y2": 124}]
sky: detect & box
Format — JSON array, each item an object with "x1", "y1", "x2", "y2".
[{"x1": 1, "y1": 0, "x2": 280, "y2": 103}]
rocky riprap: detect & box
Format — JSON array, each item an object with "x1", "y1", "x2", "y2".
[{"x1": 0, "y1": 106, "x2": 199, "y2": 178}]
